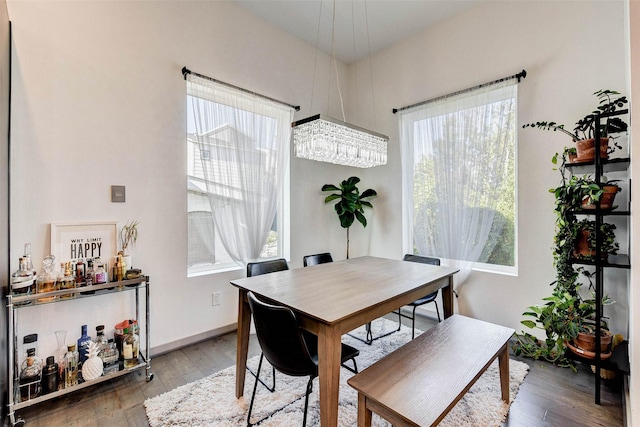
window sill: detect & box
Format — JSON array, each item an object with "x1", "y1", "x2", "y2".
[{"x1": 188, "y1": 263, "x2": 242, "y2": 278}]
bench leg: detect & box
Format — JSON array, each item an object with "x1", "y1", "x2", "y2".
[
  {"x1": 498, "y1": 342, "x2": 510, "y2": 402},
  {"x1": 357, "y1": 393, "x2": 372, "y2": 427}
]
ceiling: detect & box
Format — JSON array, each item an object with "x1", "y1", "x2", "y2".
[{"x1": 233, "y1": 0, "x2": 479, "y2": 64}]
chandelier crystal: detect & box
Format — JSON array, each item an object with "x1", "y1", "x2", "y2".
[{"x1": 292, "y1": 114, "x2": 388, "y2": 168}]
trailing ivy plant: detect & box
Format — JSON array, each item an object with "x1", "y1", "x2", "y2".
[{"x1": 322, "y1": 177, "x2": 377, "y2": 259}]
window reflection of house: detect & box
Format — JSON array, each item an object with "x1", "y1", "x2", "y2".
[{"x1": 187, "y1": 124, "x2": 278, "y2": 272}]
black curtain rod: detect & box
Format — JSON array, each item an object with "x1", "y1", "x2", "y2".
[
  {"x1": 392, "y1": 69, "x2": 526, "y2": 114},
  {"x1": 182, "y1": 66, "x2": 300, "y2": 111}
]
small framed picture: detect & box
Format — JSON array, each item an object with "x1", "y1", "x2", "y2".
[{"x1": 50, "y1": 221, "x2": 118, "y2": 264}]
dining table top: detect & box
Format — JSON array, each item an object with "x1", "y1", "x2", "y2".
[{"x1": 230, "y1": 255, "x2": 459, "y2": 326}]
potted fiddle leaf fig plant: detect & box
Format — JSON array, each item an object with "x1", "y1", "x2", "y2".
[
  {"x1": 523, "y1": 90, "x2": 628, "y2": 162},
  {"x1": 322, "y1": 177, "x2": 377, "y2": 259}
]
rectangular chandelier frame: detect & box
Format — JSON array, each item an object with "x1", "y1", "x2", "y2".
[{"x1": 292, "y1": 114, "x2": 388, "y2": 168}]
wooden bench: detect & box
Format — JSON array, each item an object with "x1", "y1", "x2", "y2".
[{"x1": 347, "y1": 314, "x2": 515, "y2": 426}]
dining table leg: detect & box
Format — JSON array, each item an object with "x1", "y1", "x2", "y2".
[
  {"x1": 442, "y1": 275, "x2": 454, "y2": 318},
  {"x1": 317, "y1": 323, "x2": 342, "y2": 427},
  {"x1": 235, "y1": 289, "x2": 251, "y2": 398}
]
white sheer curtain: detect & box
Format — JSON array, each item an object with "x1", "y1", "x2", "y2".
[
  {"x1": 186, "y1": 74, "x2": 294, "y2": 265},
  {"x1": 400, "y1": 80, "x2": 517, "y2": 287}
]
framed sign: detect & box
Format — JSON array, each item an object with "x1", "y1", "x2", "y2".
[{"x1": 51, "y1": 221, "x2": 118, "y2": 264}]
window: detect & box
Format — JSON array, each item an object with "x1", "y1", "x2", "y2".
[
  {"x1": 400, "y1": 80, "x2": 517, "y2": 277},
  {"x1": 186, "y1": 75, "x2": 292, "y2": 275}
]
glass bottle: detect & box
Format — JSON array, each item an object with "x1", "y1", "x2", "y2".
[
  {"x1": 77, "y1": 324, "x2": 91, "y2": 367},
  {"x1": 20, "y1": 334, "x2": 40, "y2": 370},
  {"x1": 11, "y1": 257, "x2": 36, "y2": 304},
  {"x1": 123, "y1": 327, "x2": 139, "y2": 369},
  {"x1": 101, "y1": 339, "x2": 120, "y2": 375},
  {"x1": 95, "y1": 325, "x2": 107, "y2": 349},
  {"x1": 54, "y1": 330, "x2": 67, "y2": 387},
  {"x1": 41, "y1": 356, "x2": 59, "y2": 395},
  {"x1": 36, "y1": 255, "x2": 57, "y2": 303},
  {"x1": 59, "y1": 261, "x2": 76, "y2": 300},
  {"x1": 82, "y1": 259, "x2": 95, "y2": 294},
  {"x1": 93, "y1": 257, "x2": 107, "y2": 284},
  {"x1": 23, "y1": 243, "x2": 36, "y2": 276},
  {"x1": 64, "y1": 344, "x2": 78, "y2": 388},
  {"x1": 19, "y1": 351, "x2": 41, "y2": 401}
]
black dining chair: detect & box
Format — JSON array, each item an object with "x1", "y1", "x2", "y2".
[
  {"x1": 302, "y1": 252, "x2": 334, "y2": 267},
  {"x1": 246, "y1": 292, "x2": 359, "y2": 427},
  {"x1": 246, "y1": 258, "x2": 358, "y2": 387},
  {"x1": 245, "y1": 258, "x2": 290, "y2": 392},
  {"x1": 247, "y1": 258, "x2": 290, "y2": 277},
  {"x1": 394, "y1": 254, "x2": 442, "y2": 339}
]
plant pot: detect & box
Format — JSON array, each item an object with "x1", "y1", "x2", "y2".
[
  {"x1": 565, "y1": 340, "x2": 612, "y2": 360},
  {"x1": 573, "y1": 229, "x2": 609, "y2": 261},
  {"x1": 574, "y1": 329, "x2": 612, "y2": 353},
  {"x1": 581, "y1": 184, "x2": 620, "y2": 210},
  {"x1": 575, "y1": 138, "x2": 609, "y2": 162}
]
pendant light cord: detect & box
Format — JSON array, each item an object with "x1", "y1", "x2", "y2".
[{"x1": 331, "y1": 0, "x2": 347, "y2": 122}]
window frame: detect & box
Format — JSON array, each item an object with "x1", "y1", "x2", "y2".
[
  {"x1": 402, "y1": 84, "x2": 519, "y2": 276},
  {"x1": 185, "y1": 91, "x2": 290, "y2": 277}
]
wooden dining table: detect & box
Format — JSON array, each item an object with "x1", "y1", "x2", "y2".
[{"x1": 230, "y1": 255, "x2": 458, "y2": 427}]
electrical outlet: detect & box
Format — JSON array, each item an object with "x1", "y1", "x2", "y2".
[{"x1": 212, "y1": 292, "x2": 221, "y2": 306}]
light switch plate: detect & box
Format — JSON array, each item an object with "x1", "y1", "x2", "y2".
[{"x1": 111, "y1": 185, "x2": 126, "y2": 203}]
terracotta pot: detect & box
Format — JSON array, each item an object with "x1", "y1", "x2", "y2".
[
  {"x1": 574, "y1": 329, "x2": 612, "y2": 353},
  {"x1": 581, "y1": 184, "x2": 620, "y2": 210},
  {"x1": 573, "y1": 229, "x2": 608, "y2": 261},
  {"x1": 575, "y1": 138, "x2": 609, "y2": 162},
  {"x1": 567, "y1": 152, "x2": 578, "y2": 163}
]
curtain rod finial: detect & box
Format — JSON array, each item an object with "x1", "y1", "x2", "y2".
[
  {"x1": 517, "y1": 69, "x2": 527, "y2": 82},
  {"x1": 182, "y1": 66, "x2": 191, "y2": 80}
]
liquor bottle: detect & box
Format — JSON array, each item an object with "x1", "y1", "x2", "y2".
[
  {"x1": 77, "y1": 325, "x2": 91, "y2": 367},
  {"x1": 101, "y1": 339, "x2": 120, "y2": 375},
  {"x1": 36, "y1": 255, "x2": 57, "y2": 303},
  {"x1": 19, "y1": 351, "x2": 41, "y2": 401},
  {"x1": 95, "y1": 325, "x2": 107, "y2": 349},
  {"x1": 122, "y1": 327, "x2": 139, "y2": 369},
  {"x1": 93, "y1": 257, "x2": 107, "y2": 284},
  {"x1": 59, "y1": 262, "x2": 76, "y2": 300},
  {"x1": 64, "y1": 344, "x2": 78, "y2": 387}
]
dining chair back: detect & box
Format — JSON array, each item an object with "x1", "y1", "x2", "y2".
[
  {"x1": 246, "y1": 258, "x2": 289, "y2": 277},
  {"x1": 396, "y1": 254, "x2": 442, "y2": 339},
  {"x1": 302, "y1": 252, "x2": 333, "y2": 267},
  {"x1": 246, "y1": 292, "x2": 317, "y2": 426}
]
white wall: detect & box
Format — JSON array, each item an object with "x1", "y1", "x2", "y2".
[
  {"x1": 6, "y1": 0, "x2": 633, "y2": 402},
  {"x1": 6, "y1": 0, "x2": 353, "y2": 357}
]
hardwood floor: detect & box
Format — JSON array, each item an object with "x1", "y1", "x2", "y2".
[{"x1": 9, "y1": 315, "x2": 623, "y2": 426}]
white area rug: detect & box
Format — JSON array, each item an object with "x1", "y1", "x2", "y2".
[{"x1": 145, "y1": 319, "x2": 529, "y2": 426}]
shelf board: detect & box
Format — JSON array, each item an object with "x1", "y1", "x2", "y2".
[
  {"x1": 570, "y1": 254, "x2": 630, "y2": 269},
  {"x1": 566, "y1": 341, "x2": 629, "y2": 375},
  {"x1": 12, "y1": 358, "x2": 149, "y2": 411},
  {"x1": 565, "y1": 157, "x2": 630, "y2": 173},
  {"x1": 8, "y1": 277, "x2": 147, "y2": 308}
]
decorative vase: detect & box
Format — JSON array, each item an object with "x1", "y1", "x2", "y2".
[
  {"x1": 81, "y1": 341, "x2": 103, "y2": 381},
  {"x1": 575, "y1": 137, "x2": 609, "y2": 162}
]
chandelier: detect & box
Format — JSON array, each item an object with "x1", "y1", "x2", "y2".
[
  {"x1": 292, "y1": 114, "x2": 387, "y2": 168},
  {"x1": 292, "y1": 0, "x2": 388, "y2": 168}
]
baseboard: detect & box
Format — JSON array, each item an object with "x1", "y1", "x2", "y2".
[{"x1": 150, "y1": 323, "x2": 237, "y2": 357}]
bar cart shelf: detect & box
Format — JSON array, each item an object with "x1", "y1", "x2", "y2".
[{"x1": 6, "y1": 276, "x2": 153, "y2": 426}]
